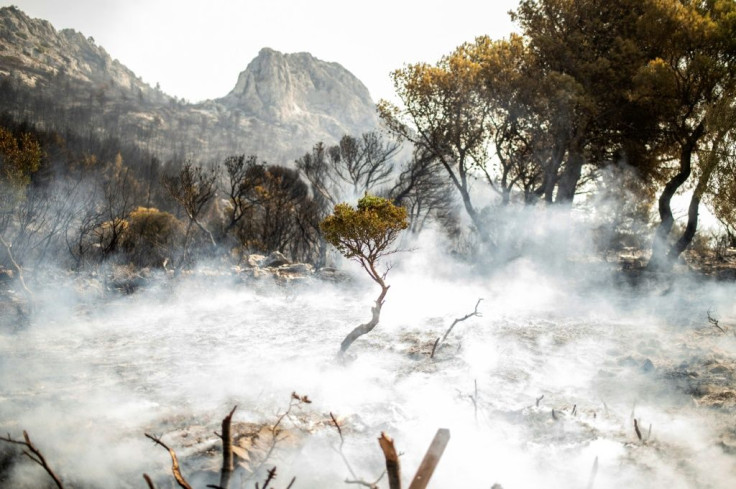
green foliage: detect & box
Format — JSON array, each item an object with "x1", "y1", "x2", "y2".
[
  {"x1": 0, "y1": 126, "x2": 41, "y2": 190},
  {"x1": 121, "y1": 207, "x2": 184, "y2": 267},
  {"x1": 320, "y1": 195, "x2": 408, "y2": 273}
]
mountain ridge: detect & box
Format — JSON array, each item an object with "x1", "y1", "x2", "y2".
[{"x1": 0, "y1": 6, "x2": 379, "y2": 163}]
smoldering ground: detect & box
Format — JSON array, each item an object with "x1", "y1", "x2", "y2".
[{"x1": 1, "y1": 207, "x2": 736, "y2": 489}]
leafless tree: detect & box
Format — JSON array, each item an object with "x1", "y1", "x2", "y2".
[{"x1": 162, "y1": 163, "x2": 217, "y2": 266}]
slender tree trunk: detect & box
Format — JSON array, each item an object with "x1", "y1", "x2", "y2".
[
  {"x1": 339, "y1": 281, "x2": 389, "y2": 355},
  {"x1": 193, "y1": 217, "x2": 217, "y2": 249},
  {"x1": 436, "y1": 155, "x2": 491, "y2": 245},
  {"x1": 648, "y1": 126, "x2": 703, "y2": 270},
  {"x1": 667, "y1": 136, "x2": 721, "y2": 261}
]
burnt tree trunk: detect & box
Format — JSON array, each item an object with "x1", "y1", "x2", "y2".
[
  {"x1": 555, "y1": 149, "x2": 584, "y2": 204},
  {"x1": 378, "y1": 432, "x2": 402, "y2": 489},
  {"x1": 667, "y1": 136, "x2": 720, "y2": 261},
  {"x1": 339, "y1": 281, "x2": 389, "y2": 355},
  {"x1": 219, "y1": 406, "x2": 237, "y2": 489},
  {"x1": 648, "y1": 125, "x2": 704, "y2": 271}
]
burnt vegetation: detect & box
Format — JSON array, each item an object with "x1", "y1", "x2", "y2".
[{"x1": 2, "y1": 0, "x2": 736, "y2": 486}]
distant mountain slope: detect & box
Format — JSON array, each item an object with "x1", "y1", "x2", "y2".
[{"x1": 0, "y1": 6, "x2": 379, "y2": 163}]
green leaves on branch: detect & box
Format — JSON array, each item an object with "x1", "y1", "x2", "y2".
[{"x1": 320, "y1": 195, "x2": 408, "y2": 268}]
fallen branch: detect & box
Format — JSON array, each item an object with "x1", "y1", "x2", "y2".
[
  {"x1": 144, "y1": 433, "x2": 193, "y2": 489},
  {"x1": 431, "y1": 299, "x2": 482, "y2": 358},
  {"x1": 0, "y1": 430, "x2": 64, "y2": 489}
]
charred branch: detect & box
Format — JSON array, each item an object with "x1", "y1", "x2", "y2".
[
  {"x1": 378, "y1": 432, "x2": 402, "y2": 489},
  {"x1": 431, "y1": 299, "x2": 483, "y2": 358},
  {"x1": 708, "y1": 309, "x2": 726, "y2": 333},
  {"x1": 0, "y1": 430, "x2": 64, "y2": 489},
  {"x1": 633, "y1": 419, "x2": 642, "y2": 442},
  {"x1": 218, "y1": 405, "x2": 237, "y2": 489}
]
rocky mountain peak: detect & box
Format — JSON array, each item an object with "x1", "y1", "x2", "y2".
[
  {"x1": 222, "y1": 47, "x2": 377, "y2": 137},
  {"x1": 0, "y1": 8, "x2": 380, "y2": 162}
]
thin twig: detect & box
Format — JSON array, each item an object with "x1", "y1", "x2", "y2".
[
  {"x1": 248, "y1": 393, "x2": 310, "y2": 481},
  {"x1": 441, "y1": 298, "x2": 483, "y2": 344},
  {"x1": 431, "y1": 298, "x2": 483, "y2": 358},
  {"x1": 0, "y1": 431, "x2": 64, "y2": 489},
  {"x1": 143, "y1": 474, "x2": 157, "y2": 489},
  {"x1": 429, "y1": 338, "x2": 440, "y2": 359},
  {"x1": 708, "y1": 309, "x2": 726, "y2": 333},
  {"x1": 330, "y1": 412, "x2": 385, "y2": 487},
  {"x1": 261, "y1": 466, "x2": 278, "y2": 489}
]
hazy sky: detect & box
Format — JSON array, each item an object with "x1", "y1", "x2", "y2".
[{"x1": 7, "y1": 0, "x2": 518, "y2": 103}]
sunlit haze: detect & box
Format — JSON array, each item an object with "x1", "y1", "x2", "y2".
[{"x1": 6, "y1": 0, "x2": 517, "y2": 103}]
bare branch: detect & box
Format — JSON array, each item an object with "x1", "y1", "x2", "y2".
[
  {"x1": 708, "y1": 309, "x2": 726, "y2": 333},
  {"x1": 0, "y1": 431, "x2": 64, "y2": 489},
  {"x1": 143, "y1": 474, "x2": 156, "y2": 489},
  {"x1": 144, "y1": 433, "x2": 193, "y2": 489},
  {"x1": 431, "y1": 298, "x2": 483, "y2": 358}
]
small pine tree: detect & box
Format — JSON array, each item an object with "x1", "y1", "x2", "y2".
[{"x1": 321, "y1": 195, "x2": 408, "y2": 355}]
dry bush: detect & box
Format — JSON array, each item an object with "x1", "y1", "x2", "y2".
[{"x1": 121, "y1": 207, "x2": 184, "y2": 268}]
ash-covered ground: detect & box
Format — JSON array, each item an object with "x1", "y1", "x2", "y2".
[{"x1": 1, "y1": 252, "x2": 735, "y2": 489}]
